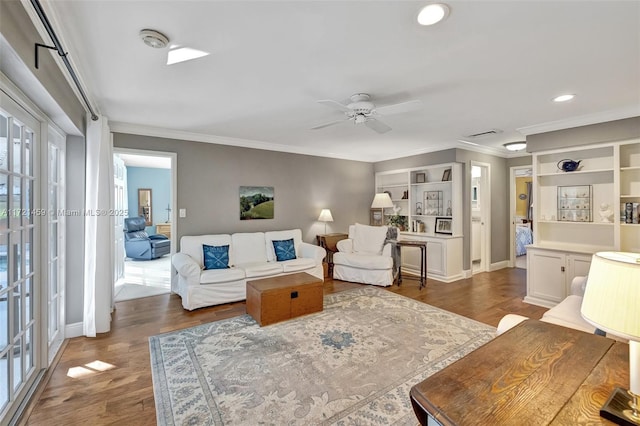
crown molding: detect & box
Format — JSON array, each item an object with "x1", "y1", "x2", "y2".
[
  {"x1": 109, "y1": 122, "x2": 381, "y2": 162},
  {"x1": 517, "y1": 106, "x2": 640, "y2": 136}
]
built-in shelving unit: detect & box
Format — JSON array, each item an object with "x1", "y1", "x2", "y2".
[
  {"x1": 375, "y1": 163, "x2": 463, "y2": 282},
  {"x1": 525, "y1": 139, "x2": 640, "y2": 308}
]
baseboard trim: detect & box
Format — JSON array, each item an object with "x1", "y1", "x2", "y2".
[
  {"x1": 490, "y1": 261, "x2": 510, "y2": 271},
  {"x1": 65, "y1": 322, "x2": 84, "y2": 338}
]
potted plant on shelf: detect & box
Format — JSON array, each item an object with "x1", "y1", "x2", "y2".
[{"x1": 388, "y1": 214, "x2": 408, "y2": 232}]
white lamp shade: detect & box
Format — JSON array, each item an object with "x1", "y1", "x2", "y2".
[
  {"x1": 318, "y1": 209, "x2": 333, "y2": 222},
  {"x1": 581, "y1": 251, "x2": 640, "y2": 342},
  {"x1": 371, "y1": 193, "x2": 394, "y2": 209}
]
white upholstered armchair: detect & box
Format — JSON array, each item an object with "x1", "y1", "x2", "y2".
[{"x1": 332, "y1": 223, "x2": 394, "y2": 286}]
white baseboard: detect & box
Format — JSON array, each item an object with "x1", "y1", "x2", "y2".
[
  {"x1": 490, "y1": 260, "x2": 510, "y2": 271},
  {"x1": 462, "y1": 269, "x2": 473, "y2": 279},
  {"x1": 65, "y1": 322, "x2": 84, "y2": 338}
]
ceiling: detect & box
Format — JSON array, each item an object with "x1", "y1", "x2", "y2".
[{"x1": 38, "y1": 1, "x2": 640, "y2": 162}]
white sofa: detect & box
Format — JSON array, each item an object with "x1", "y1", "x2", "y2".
[
  {"x1": 171, "y1": 229, "x2": 326, "y2": 310},
  {"x1": 333, "y1": 223, "x2": 394, "y2": 287},
  {"x1": 498, "y1": 276, "x2": 596, "y2": 335}
]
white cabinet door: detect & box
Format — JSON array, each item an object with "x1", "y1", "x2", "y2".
[
  {"x1": 426, "y1": 240, "x2": 445, "y2": 276},
  {"x1": 526, "y1": 249, "x2": 565, "y2": 307},
  {"x1": 567, "y1": 254, "x2": 592, "y2": 293},
  {"x1": 401, "y1": 245, "x2": 421, "y2": 272}
]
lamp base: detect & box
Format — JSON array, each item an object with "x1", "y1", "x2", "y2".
[{"x1": 600, "y1": 388, "x2": 640, "y2": 426}]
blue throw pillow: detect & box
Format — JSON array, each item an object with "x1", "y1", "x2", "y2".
[
  {"x1": 272, "y1": 238, "x2": 296, "y2": 261},
  {"x1": 203, "y1": 244, "x2": 230, "y2": 270}
]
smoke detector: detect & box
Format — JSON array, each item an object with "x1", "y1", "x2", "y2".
[{"x1": 140, "y1": 29, "x2": 169, "y2": 48}]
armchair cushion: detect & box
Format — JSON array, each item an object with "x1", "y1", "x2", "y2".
[
  {"x1": 203, "y1": 244, "x2": 230, "y2": 270},
  {"x1": 353, "y1": 223, "x2": 388, "y2": 255},
  {"x1": 272, "y1": 238, "x2": 296, "y2": 261}
]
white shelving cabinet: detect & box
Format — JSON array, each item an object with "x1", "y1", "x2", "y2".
[
  {"x1": 375, "y1": 162, "x2": 463, "y2": 282},
  {"x1": 526, "y1": 139, "x2": 640, "y2": 307}
]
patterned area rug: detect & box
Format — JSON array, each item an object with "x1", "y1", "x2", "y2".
[{"x1": 149, "y1": 287, "x2": 495, "y2": 425}]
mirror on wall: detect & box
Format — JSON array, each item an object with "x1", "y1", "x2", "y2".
[{"x1": 138, "y1": 188, "x2": 152, "y2": 226}]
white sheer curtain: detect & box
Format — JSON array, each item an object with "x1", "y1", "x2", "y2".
[{"x1": 83, "y1": 115, "x2": 114, "y2": 336}]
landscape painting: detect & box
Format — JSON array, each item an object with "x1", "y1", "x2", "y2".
[{"x1": 240, "y1": 186, "x2": 274, "y2": 220}]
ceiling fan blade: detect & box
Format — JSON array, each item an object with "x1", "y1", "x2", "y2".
[
  {"x1": 317, "y1": 99, "x2": 352, "y2": 113},
  {"x1": 365, "y1": 118, "x2": 392, "y2": 134},
  {"x1": 311, "y1": 118, "x2": 350, "y2": 130},
  {"x1": 375, "y1": 99, "x2": 423, "y2": 116}
]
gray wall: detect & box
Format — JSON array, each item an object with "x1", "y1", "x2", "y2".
[
  {"x1": 113, "y1": 133, "x2": 374, "y2": 244},
  {"x1": 527, "y1": 116, "x2": 640, "y2": 152}
]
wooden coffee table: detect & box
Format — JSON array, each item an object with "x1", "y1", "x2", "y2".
[{"x1": 246, "y1": 272, "x2": 323, "y2": 326}]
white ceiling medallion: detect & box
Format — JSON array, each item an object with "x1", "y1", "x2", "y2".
[
  {"x1": 139, "y1": 29, "x2": 169, "y2": 49},
  {"x1": 417, "y1": 3, "x2": 450, "y2": 26}
]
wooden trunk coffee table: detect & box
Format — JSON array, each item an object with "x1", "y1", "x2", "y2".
[{"x1": 246, "y1": 272, "x2": 323, "y2": 326}]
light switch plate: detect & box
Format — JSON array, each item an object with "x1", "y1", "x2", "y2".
[{"x1": 179, "y1": 208, "x2": 186, "y2": 218}]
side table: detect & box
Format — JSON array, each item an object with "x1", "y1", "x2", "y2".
[
  {"x1": 396, "y1": 240, "x2": 427, "y2": 289},
  {"x1": 316, "y1": 233, "x2": 348, "y2": 278}
]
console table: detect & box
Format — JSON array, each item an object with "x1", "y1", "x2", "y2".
[
  {"x1": 396, "y1": 240, "x2": 427, "y2": 288},
  {"x1": 410, "y1": 319, "x2": 629, "y2": 425}
]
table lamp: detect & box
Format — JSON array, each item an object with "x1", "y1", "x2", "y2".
[
  {"x1": 318, "y1": 209, "x2": 333, "y2": 234},
  {"x1": 581, "y1": 251, "x2": 640, "y2": 425},
  {"x1": 371, "y1": 193, "x2": 394, "y2": 226}
]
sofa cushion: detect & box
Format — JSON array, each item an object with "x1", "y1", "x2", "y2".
[
  {"x1": 232, "y1": 233, "x2": 268, "y2": 264},
  {"x1": 333, "y1": 252, "x2": 393, "y2": 270},
  {"x1": 203, "y1": 244, "x2": 230, "y2": 270},
  {"x1": 200, "y1": 267, "x2": 245, "y2": 285},
  {"x1": 238, "y1": 262, "x2": 284, "y2": 278},
  {"x1": 280, "y1": 257, "x2": 315, "y2": 273},
  {"x1": 265, "y1": 229, "x2": 302, "y2": 262},
  {"x1": 353, "y1": 223, "x2": 388, "y2": 255},
  {"x1": 181, "y1": 235, "x2": 233, "y2": 268},
  {"x1": 272, "y1": 238, "x2": 296, "y2": 261}
]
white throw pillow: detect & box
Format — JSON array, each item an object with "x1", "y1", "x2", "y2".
[{"x1": 353, "y1": 223, "x2": 387, "y2": 255}]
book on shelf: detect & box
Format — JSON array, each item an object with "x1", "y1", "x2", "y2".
[{"x1": 623, "y1": 202, "x2": 640, "y2": 224}]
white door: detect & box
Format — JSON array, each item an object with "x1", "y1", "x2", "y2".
[
  {"x1": 113, "y1": 154, "x2": 126, "y2": 285},
  {"x1": 0, "y1": 90, "x2": 39, "y2": 422},
  {"x1": 47, "y1": 128, "x2": 66, "y2": 364}
]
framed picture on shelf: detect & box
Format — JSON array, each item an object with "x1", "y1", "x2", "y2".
[
  {"x1": 370, "y1": 209, "x2": 384, "y2": 226},
  {"x1": 416, "y1": 172, "x2": 426, "y2": 183},
  {"x1": 441, "y1": 169, "x2": 452, "y2": 181},
  {"x1": 435, "y1": 217, "x2": 453, "y2": 234}
]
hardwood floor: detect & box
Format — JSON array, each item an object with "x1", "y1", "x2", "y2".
[{"x1": 24, "y1": 268, "x2": 546, "y2": 425}]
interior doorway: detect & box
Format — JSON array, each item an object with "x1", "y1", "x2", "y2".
[
  {"x1": 509, "y1": 166, "x2": 533, "y2": 269},
  {"x1": 112, "y1": 148, "x2": 176, "y2": 302},
  {"x1": 470, "y1": 162, "x2": 491, "y2": 274}
]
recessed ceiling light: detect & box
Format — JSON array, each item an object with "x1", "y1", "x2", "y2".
[
  {"x1": 553, "y1": 94, "x2": 575, "y2": 103},
  {"x1": 417, "y1": 3, "x2": 450, "y2": 26},
  {"x1": 140, "y1": 29, "x2": 169, "y2": 49},
  {"x1": 166, "y1": 47, "x2": 210, "y2": 65},
  {"x1": 503, "y1": 141, "x2": 527, "y2": 151}
]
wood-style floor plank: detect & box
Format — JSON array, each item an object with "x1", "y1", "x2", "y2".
[{"x1": 23, "y1": 268, "x2": 545, "y2": 425}]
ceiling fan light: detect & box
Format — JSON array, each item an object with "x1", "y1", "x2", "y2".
[
  {"x1": 503, "y1": 141, "x2": 527, "y2": 152},
  {"x1": 417, "y1": 3, "x2": 450, "y2": 26}
]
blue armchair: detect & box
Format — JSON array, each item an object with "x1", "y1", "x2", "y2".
[{"x1": 123, "y1": 217, "x2": 170, "y2": 260}]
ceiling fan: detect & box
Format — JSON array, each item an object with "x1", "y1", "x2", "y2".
[{"x1": 311, "y1": 93, "x2": 422, "y2": 134}]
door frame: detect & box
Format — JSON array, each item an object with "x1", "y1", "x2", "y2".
[
  {"x1": 509, "y1": 165, "x2": 533, "y2": 267},
  {"x1": 469, "y1": 161, "x2": 491, "y2": 273},
  {"x1": 111, "y1": 147, "x2": 177, "y2": 259}
]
